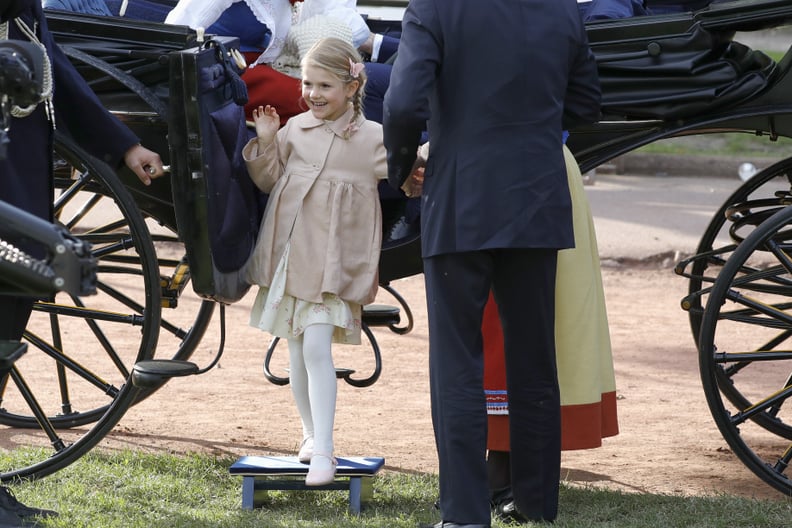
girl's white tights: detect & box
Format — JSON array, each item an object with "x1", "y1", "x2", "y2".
[{"x1": 287, "y1": 323, "x2": 337, "y2": 472}]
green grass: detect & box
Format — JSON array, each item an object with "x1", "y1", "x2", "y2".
[
  {"x1": 635, "y1": 133, "x2": 792, "y2": 159},
  {"x1": 764, "y1": 51, "x2": 786, "y2": 63},
  {"x1": 2, "y1": 449, "x2": 790, "y2": 527}
]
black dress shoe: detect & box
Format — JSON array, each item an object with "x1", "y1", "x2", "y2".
[
  {"x1": 493, "y1": 498, "x2": 529, "y2": 524},
  {"x1": 0, "y1": 487, "x2": 57, "y2": 524},
  {"x1": 0, "y1": 506, "x2": 23, "y2": 528},
  {"x1": 489, "y1": 486, "x2": 513, "y2": 509},
  {"x1": 494, "y1": 498, "x2": 555, "y2": 524}
]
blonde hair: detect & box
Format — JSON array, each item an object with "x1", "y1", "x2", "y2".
[{"x1": 301, "y1": 37, "x2": 367, "y2": 124}]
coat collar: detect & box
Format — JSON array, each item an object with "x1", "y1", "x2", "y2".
[{"x1": 297, "y1": 106, "x2": 362, "y2": 139}]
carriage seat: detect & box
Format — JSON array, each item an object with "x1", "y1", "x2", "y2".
[{"x1": 584, "y1": 0, "x2": 792, "y2": 121}]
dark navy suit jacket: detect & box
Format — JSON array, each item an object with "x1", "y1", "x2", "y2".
[{"x1": 382, "y1": 0, "x2": 601, "y2": 258}]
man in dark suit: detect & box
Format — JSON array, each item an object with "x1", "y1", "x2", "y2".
[{"x1": 382, "y1": 1, "x2": 601, "y2": 526}]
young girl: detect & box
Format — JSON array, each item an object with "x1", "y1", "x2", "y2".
[{"x1": 242, "y1": 37, "x2": 386, "y2": 486}]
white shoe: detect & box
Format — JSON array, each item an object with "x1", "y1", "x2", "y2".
[
  {"x1": 298, "y1": 437, "x2": 313, "y2": 464},
  {"x1": 305, "y1": 453, "x2": 337, "y2": 486}
]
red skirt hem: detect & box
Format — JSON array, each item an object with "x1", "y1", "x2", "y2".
[{"x1": 487, "y1": 390, "x2": 619, "y2": 452}]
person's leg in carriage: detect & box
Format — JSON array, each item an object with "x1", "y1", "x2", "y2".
[
  {"x1": 577, "y1": 0, "x2": 732, "y2": 20},
  {"x1": 577, "y1": 0, "x2": 648, "y2": 20}
]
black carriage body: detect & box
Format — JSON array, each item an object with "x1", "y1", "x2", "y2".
[
  {"x1": 48, "y1": 12, "x2": 264, "y2": 303},
  {"x1": 47, "y1": 10, "x2": 193, "y2": 231},
  {"x1": 45, "y1": 1, "x2": 792, "y2": 300},
  {"x1": 569, "y1": 0, "x2": 792, "y2": 172},
  {"x1": 167, "y1": 37, "x2": 263, "y2": 304}
]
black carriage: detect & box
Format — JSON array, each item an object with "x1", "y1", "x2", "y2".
[
  {"x1": 2, "y1": 0, "x2": 792, "y2": 498},
  {"x1": 2, "y1": 3, "x2": 421, "y2": 482}
]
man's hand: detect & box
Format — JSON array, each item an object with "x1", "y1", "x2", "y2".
[
  {"x1": 123, "y1": 144, "x2": 165, "y2": 186},
  {"x1": 401, "y1": 166, "x2": 424, "y2": 198},
  {"x1": 402, "y1": 142, "x2": 428, "y2": 197}
]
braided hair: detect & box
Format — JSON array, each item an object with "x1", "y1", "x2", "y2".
[{"x1": 301, "y1": 37, "x2": 367, "y2": 126}]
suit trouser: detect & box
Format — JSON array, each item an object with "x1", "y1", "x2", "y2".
[{"x1": 424, "y1": 248, "x2": 560, "y2": 524}]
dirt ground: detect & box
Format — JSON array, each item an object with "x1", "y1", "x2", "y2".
[{"x1": 101, "y1": 262, "x2": 787, "y2": 502}]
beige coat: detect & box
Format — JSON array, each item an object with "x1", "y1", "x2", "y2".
[{"x1": 243, "y1": 107, "x2": 387, "y2": 305}]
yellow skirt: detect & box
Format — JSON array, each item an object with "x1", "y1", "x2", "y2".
[{"x1": 249, "y1": 242, "x2": 363, "y2": 344}]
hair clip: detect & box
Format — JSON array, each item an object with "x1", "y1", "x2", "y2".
[{"x1": 349, "y1": 58, "x2": 365, "y2": 79}]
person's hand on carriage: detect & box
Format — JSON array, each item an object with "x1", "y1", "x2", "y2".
[{"x1": 123, "y1": 144, "x2": 166, "y2": 186}]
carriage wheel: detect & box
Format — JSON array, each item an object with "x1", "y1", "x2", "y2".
[
  {"x1": 681, "y1": 157, "x2": 792, "y2": 438},
  {"x1": 0, "y1": 132, "x2": 161, "y2": 481},
  {"x1": 683, "y1": 156, "x2": 792, "y2": 344},
  {"x1": 697, "y1": 204, "x2": 792, "y2": 495}
]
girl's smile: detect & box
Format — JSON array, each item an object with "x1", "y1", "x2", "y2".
[{"x1": 302, "y1": 64, "x2": 359, "y2": 122}]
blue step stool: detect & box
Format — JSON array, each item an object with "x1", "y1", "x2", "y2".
[{"x1": 229, "y1": 456, "x2": 385, "y2": 514}]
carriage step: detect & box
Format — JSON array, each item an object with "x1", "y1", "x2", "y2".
[
  {"x1": 363, "y1": 304, "x2": 400, "y2": 326},
  {"x1": 229, "y1": 455, "x2": 385, "y2": 514},
  {"x1": 0, "y1": 341, "x2": 27, "y2": 369},
  {"x1": 161, "y1": 260, "x2": 192, "y2": 309},
  {"x1": 131, "y1": 359, "x2": 199, "y2": 388},
  {"x1": 335, "y1": 367, "x2": 355, "y2": 378}
]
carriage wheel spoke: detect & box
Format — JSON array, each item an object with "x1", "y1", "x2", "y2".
[
  {"x1": 727, "y1": 385, "x2": 792, "y2": 427},
  {"x1": 70, "y1": 296, "x2": 134, "y2": 379},
  {"x1": 9, "y1": 368, "x2": 68, "y2": 452},
  {"x1": 721, "y1": 290, "x2": 792, "y2": 328},
  {"x1": 767, "y1": 240, "x2": 792, "y2": 273},
  {"x1": 62, "y1": 192, "x2": 102, "y2": 231},
  {"x1": 772, "y1": 444, "x2": 792, "y2": 476},
  {"x1": 52, "y1": 175, "x2": 91, "y2": 215},
  {"x1": 49, "y1": 313, "x2": 76, "y2": 417},
  {"x1": 23, "y1": 331, "x2": 121, "y2": 398},
  {"x1": 34, "y1": 302, "x2": 144, "y2": 326}
]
